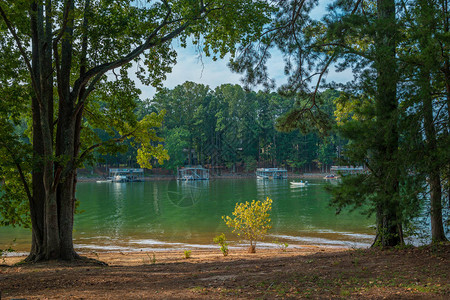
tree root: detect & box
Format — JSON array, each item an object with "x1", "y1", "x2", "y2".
[
  {"x1": 18, "y1": 252, "x2": 108, "y2": 266},
  {"x1": 74, "y1": 255, "x2": 108, "y2": 266}
]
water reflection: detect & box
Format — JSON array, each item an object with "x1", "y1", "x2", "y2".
[
  {"x1": 256, "y1": 178, "x2": 287, "y2": 197},
  {"x1": 165, "y1": 180, "x2": 210, "y2": 207},
  {"x1": 1, "y1": 178, "x2": 379, "y2": 252},
  {"x1": 110, "y1": 183, "x2": 126, "y2": 238}
]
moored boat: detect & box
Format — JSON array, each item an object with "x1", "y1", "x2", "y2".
[{"x1": 290, "y1": 180, "x2": 308, "y2": 187}]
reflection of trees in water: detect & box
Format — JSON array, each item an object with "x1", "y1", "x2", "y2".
[
  {"x1": 106, "y1": 183, "x2": 127, "y2": 237},
  {"x1": 256, "y1": 179, "x2": 283, "y2": 228},
  {"x1": 165, "y1": 181, "x2": 210, "y2": 208},
  {"x1": 289, "y1": 185, "x2": 308, "y2": 198},
  {"x1": 256, "y1": 179, "x2": 289, "y2": 199},
  {"x1": 153, "y1": 183, "x2": 160, "y2": 215},
  {"x1": 256, "y1": 179, "x2": 276, "y2": 195}
]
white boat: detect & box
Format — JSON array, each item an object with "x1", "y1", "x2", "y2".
[
  {"x1": 113, "y1": 175, "x2": 128, "y2": 182},
  {"x1": 108, "y1": 168, "x2": 145, "y2": 182},
  {"x1": 96, "y1": 179, "x2": 112, "y2": 183},
  {"x1": 323, "y1": 174, "x2": 338, "y2": 179},
  {"x1": 96, "y1": 177, "x2": 113, "y2": 183},
  {"x1": 290, "y1": 181, "x2": 308, "y2": 187}
]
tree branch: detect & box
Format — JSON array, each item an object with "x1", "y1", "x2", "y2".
[
  {"x1": 52, "y1": 0, "x2": 71, "y2": 45},
  {"x1": 0, "y1": 140, "x2": 32, "y2": 202},
  {"x1": 352, "y1": 0, "x2": 363, "y2": 15},
  {"x1": 14, "y1": 158, "x2": 32, "y2": 203},
  {"x1": 310, "y1": 54, "x2": 336, "y2": 109},
  {"x1": 0, "y1": 4, "x2": 40, "y2": 105},
  {"x1": 53, "y1": 0, "x2": 72, "y2": 98},
  {"x1": 71, "y1": 0, "x2": 176, "y2": 108},
  {"x1": 77, "y1": 132, "x2": 135, "y2": 165},
  {"x1": 72, "y1": 0, "x2": 220, "y2": 114}
]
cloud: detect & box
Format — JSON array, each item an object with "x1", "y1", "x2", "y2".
[
  {"x1": 128, "y1": 0, "x2": 351, "y2": 100},
  {"x1": 135, "y1": 44, "x2": 353, "y2": 100},
  {"x1": 136, "y1": 45, "x2": 244, "y2": 99}
]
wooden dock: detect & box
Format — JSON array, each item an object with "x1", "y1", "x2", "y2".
[
  {"x1": 108, "y1": 168, "x2": 144, "y2": 182},
  {"x1": 177, "y1": 166, "x2": 210, "y2": 181},
  {"x1": 256, "y1": 168, "x2": 288, "y2": 179}
]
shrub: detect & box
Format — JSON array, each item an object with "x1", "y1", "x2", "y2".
[
  {"x1": 0, "y1": 242, "x2": 15, "y2": 263},
  {"x1": 274, "y1": 240, "x2": 289, "y2": 252},
  {"x1": 213, "y1": 233, "x2": 229, "y2": 256},
  {"x1": 184, "y1": 250, "x2": 192, "y2": 259},
  {"x1": 223, "y1": 197, "x2": 272, "y2": 253}
]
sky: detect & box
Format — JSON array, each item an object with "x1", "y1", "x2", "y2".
[{"x1": 132, "y1": 0, "x2": 353, "y2": 100}]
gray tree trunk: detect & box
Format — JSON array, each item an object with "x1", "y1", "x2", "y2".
[
  {"x1": 373, "y1": 0, "x2": 403, "y2": 247},
  {"x1": 420, "y1": 71, "x2": 447, "y2": 242}
]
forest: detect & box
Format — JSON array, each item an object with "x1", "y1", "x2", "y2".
[
  {"x1": 0, "y1": 0, "x2": 448, "y2": 262},
  {"x1": 95, "y1": 84, "x2": 342, "y2": 174}
]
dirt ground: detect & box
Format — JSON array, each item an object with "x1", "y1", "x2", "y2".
[{"x1": 1, "y1": 243, "x2": 449, "y2": 299}]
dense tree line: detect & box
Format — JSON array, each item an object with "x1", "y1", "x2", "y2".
[
  {"x1": 97, "y1": 83, "x2": 342, "y2": 174},
  {"x1": 1, "y1": 0, "x2": 448, "y2": 264}
]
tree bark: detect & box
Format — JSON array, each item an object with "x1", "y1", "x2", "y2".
[
  {"x1": 419, "y1": 69, "x2": 447, "y2": 242},
  {"x1": 416, "y1": 0, "x2": 448, "y2": 242},
  {"x1": 1, "y1": 0, "x2": 226, "y2": 262},
  {"x1": 26, "y1": 0, "x2": 79, "y2": 261},
  {"x1": 28, "y1": 93, "x2": 46, "y2": 262},
  {"x1": 443, "y1": 0, "x2": 450, "y2": 210},
  {"x1": 248, "y1": 241, "x2": 256, "y2": 253},
  {"x1": 373, "y1": 0, "x2": 403, "y2": 247},
  {"x1": 441, "y1": 38, "x2": 450, "y2": 211}
]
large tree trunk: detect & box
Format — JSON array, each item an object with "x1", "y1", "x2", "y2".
[
  {"x1": 441, "y1": 33, "x2": 450, "y2": 211},
  {"x1": 26, "y1": 0, "x2": 80, "y2": 262},
  {"x1": 417, "y1": 0, "x2": 448, "y2": 242},
  {"x1": 419, "y1": 69, "x2": 447, "y2": 242},
  {"x1": 29, "y1": 0, "x2": 61, "y2": 260},
  {"x1": 28, "y1": 94, "x2": 45, "y2": 261},
  {"x1": 373, "y1": 0, "x2": 403, "y2": 247},
  {"x1": 442, "y1": 58, "x2": 450, "y2": 211},
  {"x1": 444, "y1": 0, "x2": 450, "y2": 210},
  {"x1": 54, "y1": 110, "x2": 78, "y2": 260},
  {"x1": 27, "y1": 0, "x2": 45, "y2": 262},
  {"x1": 57, "y1": 172, "x2": 78, "y2": 260}
]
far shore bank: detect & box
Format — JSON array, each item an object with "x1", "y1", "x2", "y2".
[{"x1": 77, "y1": 172, "x2": 331, "y2": 182}]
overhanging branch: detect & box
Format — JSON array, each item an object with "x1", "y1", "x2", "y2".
[
  {"x1": 0, "y1": 4, "x2": 40, "y2": 105},
  {"x1": 0, "y1": 139, "x2": 32, "y2": 203},
  {"x1": 77, "y1": 132, "x2": 136, "y2": 165}
]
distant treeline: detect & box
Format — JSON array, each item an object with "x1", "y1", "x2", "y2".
[{"x1": 93, "y1": 82, "x2": 343, "y2": 174}]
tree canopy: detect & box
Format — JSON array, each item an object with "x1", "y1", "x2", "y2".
[
  {"x1": 0, "y1": 0, "x2": 274, "y2": 261},
  {"x1": 227, "y1": 0, "x2": 449, "y2": 246},
  {"x1": 1, "y1": 0, "x2": 448, "y2": 261}
]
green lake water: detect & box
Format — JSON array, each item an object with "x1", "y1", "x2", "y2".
[{"x1": 0, "y1": 179, "x2": 375, "y2": 253}]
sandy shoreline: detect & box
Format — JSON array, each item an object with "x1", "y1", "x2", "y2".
[
  {"x1": 2, "y1": 245, "x2": 343, "y2": 266},
  {"x1": 2, "y1": 243, "x2": 448, "y2": 299}
]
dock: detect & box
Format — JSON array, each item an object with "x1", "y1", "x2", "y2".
[
  {"x1": 109, "y1": 168, "x2": 144, "y2": 182},
  {"x1": 330, "y1": 166, "x2": 365, "y2": 175},
  {"x1": 177, "y1": 166, "x2": 210, "y2": 181},
  {"x1": 256, "y1": 168, "x2": 288, "y2": 179}
]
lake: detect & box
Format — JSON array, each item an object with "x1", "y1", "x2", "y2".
[{"x1": 0, "y1": 178, "x2": 375, "y2": 253}]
